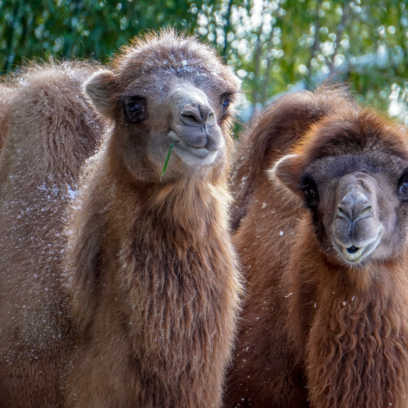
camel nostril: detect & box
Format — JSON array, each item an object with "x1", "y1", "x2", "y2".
[
  {"x1": 181, "y1": 113, "x2": 201, "y2": 126},
  {"x1": 337, "y1": 206, "x2": 350, "y2": 220},
  {"x1": 180, "y1": 105, "x2": 215, "y2": 127},
  {"x1": 337, "y1": 201, "x2": 372, "y2": 222},
  {"x1": 347, "y1": 246, "x2": 359, "y2": 254},
  {"x1": 358, "y1": 205, "x2": 372, "y2": 219}
]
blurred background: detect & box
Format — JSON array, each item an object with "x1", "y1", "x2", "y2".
[{"x1": 1, "y1": 0, "x2": 408, "y2": 124}]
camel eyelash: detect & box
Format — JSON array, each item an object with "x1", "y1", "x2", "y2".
[
  {"x1": 299, "y1": 175, "x2": 319, "y2": 207},
  {"x1": 221, "y1": 92, "x2": 237, "y2": 103},
  {"x1": 123, "y1": 96, "x2": 147, "y2": 122}
]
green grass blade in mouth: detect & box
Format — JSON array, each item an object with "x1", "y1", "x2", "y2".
[{"x1": 160, "y1": 142, "x2": 176, "y2": 182}]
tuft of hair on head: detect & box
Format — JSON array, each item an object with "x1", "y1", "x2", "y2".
[{"x1": 112, "y1": 28, "x2": 219, "y2": 71}]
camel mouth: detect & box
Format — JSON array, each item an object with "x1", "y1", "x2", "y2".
[
  {"x1": 332, "y1": 229, "x2": 383, "y2": 264},
  {"x1": 168, "y1": 131, "x2": 220, "y2": 166}
]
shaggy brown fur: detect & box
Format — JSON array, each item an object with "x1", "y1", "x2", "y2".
[
  {"x1": 64, "y1": 31, "x2": 242, "y2": 408},
  {"x1": 0, "y1": 62, "x2": 106, "y2": 408},
  {"x1": 225, "y1": 88, "x2": 408, "y2": 408}
]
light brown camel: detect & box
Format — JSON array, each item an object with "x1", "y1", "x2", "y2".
[
  {"x1": 225, "y1": 87, "x2": 408, "y2": 408},
  {"x1": 0, "y1": 61, "x2": 107, "y2": 408},
  {"x1": 63, "y1": 31, "x2": 242, "y2": 408}
]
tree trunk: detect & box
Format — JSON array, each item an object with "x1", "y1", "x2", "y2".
[
  {"x1": 251, "y1": 0, "x2": 267, "y2": 118},
  {"x1": 306, "y1": 0, "x2": 322, "y2": 90},
  {"x1": 222, "y1": 0, "x2": 233, "y2": 59},
  {"x1": 2, "y1": 1, "x2": 21, "y2": 73}
]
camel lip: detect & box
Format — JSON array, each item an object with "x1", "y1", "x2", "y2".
[
  {"x1": 168, "y1": 131, "x2": 219, "y2": 166},
  {"x1": 332, "y1": 228, "x2": 383, "y2": 264}
]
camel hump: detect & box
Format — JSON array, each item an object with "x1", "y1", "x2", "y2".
[
  {"x1": 230, "y1": 85, "x2": 355, "y2": 231},
  {"x1": 2, "y1": 61, "x2": 106, "y2": 183},
  {"x1": 9, "y1": 61, "x2": 102, "y2": 135}
]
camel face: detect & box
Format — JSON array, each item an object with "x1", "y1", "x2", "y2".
[
  {"x1": 274, "y1": 150, "x2": 408, "y2": 266},
  {"x1": 298, "y1": 152, "x2": 408, "y2": 265},
  {"x1": 84, "y1": 33, "x2": 240, "y2": 181},
  {"x1": 120, "y1": 70, "x2": 231, "y2": 169},
  {"x1": 330, "y1": 171, "x2": 384, "y2": 263}
]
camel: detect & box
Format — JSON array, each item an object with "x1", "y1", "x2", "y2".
[
  {"x1": 63, "y1": 31, "x2": 242, "y2": 408},
  {"x1": 225, "y1": 87, "x2": 408, "y2": 408},
  {"x1": 0, "y1": 61, "x2": 107, "y2": 407}
]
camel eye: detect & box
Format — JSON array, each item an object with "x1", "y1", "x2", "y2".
[
  {"x1": 399, "y1": 180, "x2": 408, "y2": 198},
  {"x1": 129, "y1": 103, "x2": 141, "y2": 112},
  {"x1": 221, "y1": 99, "x2": 231, "y2": 110},
  {"x1": 304, "y1": 186, "x2": 316, "y2": 198},
  {"x1": 124, "y1": 97, "x2": 146, "y2": 123},
  {"x1": 401, "y1": 182, "x2": 408, "y2": 193},
  {"x1": 398, "y1": 169, "x2": 408, "y2": 199},
  {"x1": 300, "y1": 175, "x2": 319, "y2": 207},
  {"x1": 303, "y1": 185, "x2": 318, "y2": 206}
]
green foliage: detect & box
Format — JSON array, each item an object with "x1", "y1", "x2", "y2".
[
  {"x1": 0, "y1": 0, "x2": 201, "y2": 70},
  {"x1": 1, "y1": 0, "x2": 408, "y2": 122},
  {"x1": 197, "y1": 0, "x2": 408, "y2": 121}
]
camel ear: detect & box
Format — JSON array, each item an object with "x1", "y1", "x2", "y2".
[
  {"x1": 83, "y1": 69, "x2": 118, "y2": 117},
  {"x1": 268, "y1": 154, "x2": 302, "y2": 196}
]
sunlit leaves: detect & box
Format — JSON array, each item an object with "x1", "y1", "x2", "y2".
[
  {"x1": 2, "y1": 0, "x2": 408, "y2": 123},
  {"x1": 194, "y1": 0, "x2": 408, "y2": 122},
  {"x1": 0, "y1": 0, "x2": 203, "y2": 71}
]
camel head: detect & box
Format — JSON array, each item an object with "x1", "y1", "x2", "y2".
[
  {"x1": 270, "y1": 109, "x2": 408, "y2": 267},
  {"x1": 83, "y1": 30, "x2": 241, "y2": 182}
]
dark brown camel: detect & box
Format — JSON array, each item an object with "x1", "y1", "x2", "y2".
[{"x1": 225, "y1": 87, "x2": 408, "y2": 408}]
